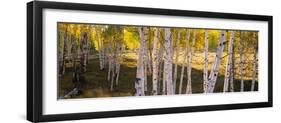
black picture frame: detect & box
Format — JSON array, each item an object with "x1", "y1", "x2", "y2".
[{"x1": 27, "y1": 1, "x2": 273, "y2": 122}]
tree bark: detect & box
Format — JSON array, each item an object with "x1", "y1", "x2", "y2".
[
  {"x1": 143, "y1": 28, "x2": 149, "y2": 92},
  {"x1": 164, "y1": 28, "x2": 174, "y2": 95},
  {"x1": 173, "y1": 31, "x2": 180, "y2": 93},
  {"x1": 239, "y1": 31, "x2": 244, "y2": 92},
  {"x1": 96, "y1": 27, "x2": 104, "y2": 70},
  {"x1": 223, "y1": 31, "x2": 235, "y2": 92},
  {"x1": 152, "y1": 28, "x2": 159, "y2": 95},
  {"x1": 135, "y1": 27, "x2": 147, "y2": 96},
  {"x1": 251, "y1": 48, "x2": 257, "y2": 91},
  {"x1": 59, "y1": 30, "x2": 67, "y2": 75},
  {"x1": 206, "y1": 30, "x2": 226, "y2": 93},
  {"x1": 203, "y1": 30, "x2": 209, "y2": 93},
  {"x1": 179, "y1": 30, "x2": 190, "y2": 94},
  {"x1": 115, "y1": 41, "x2": 122, "y2": 85},
  {"x1": 158, "y1": 41, "x2": 164, "y2": 94},
  {"x1": 229, "y1": 35, "x2": 235, "y2": 92},
  {"x1": 72, "y1": 36, "x2": 78, "y2": 83},
  {"x1": 66, "y1": 33, "x2": 73, "y2": 64},
  {"x1": 186, "y1": 30, "x2": 196, "y2": 94},
  {"x1": 107, "y1": 43, "x2": 112, "y2": 81}
]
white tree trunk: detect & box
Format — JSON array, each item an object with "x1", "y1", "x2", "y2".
[
  {"x1": 82, "y1": 33, "x2": 88, "y2": 73},
  {"x1": 162, "y1": 59, "x2": 166, "y2": 94},
  {"x1": 59, "y1": 31, "x2": 65, "y2": 65},
  {"x1": 239, "y1": 32, "x2": 244, "y2": 92},
  {"x1": 143, "y1": 29, "x2": 149, "y2": 92},
  {"x1": 173, "y1": 31, "x2": 180, "y2": 93},
  {"x1": 164, "y1": 28, "x2": 174, "y2": 95},
  {"x1": 66, "y1": 33, "x2": 73, "y2": 63},
  {"x1": 135, "y1": 27, "x2": 147, "y2": 96},
  {"x1": 96, "y1": 27, "x2": 104, "y2": 70},
  {"x1": 60, "y1": 31, "x2": 66, "y2": 75},
  {"x1": 110, "y1": 39, "x2": 121, "y2": 91},
  {"x1": 203, "y1": 30, "x2": 209, "y2": 93},
  {"x1": 62, "y1": 31, "x2": 68, "y2": 75},
  {"x1": 101, "y1": 41, "x2": 106, "y2": 69},
  {"x1": 229, "y1": 35, "x2": 235, "y2": 92},
  {"x1": 186, "y1": 30, "x2": 196, "y2": 94},
  {"x1": 107, "y1": 43, "x2": 112, "y2": 81},
  {"x1": 158, "y1": 42, "x2": 164, "y2": 94},
  {"x1": 115, "y1": 41, "x2": 122, "y2": 85},
  {"x1": 223, "y1": 31, "x2": 235, "y2": 92},
  {"x1": 152, "y1": 28, "x2": 159, "y2": 95},
  {"x1": 147, "y1": 31, "x2": 153, "y2": 74},
  {"x1": 251, "y1": 48, "x2": 257, "y2": 91},
  {"x1": 71, "y1": 36, "x2": 79, "y2": 84},
  {"x1": 110, "y1": 53, "x2": 115, "y2": 91},
  {"x1": 86, "y1": 33, "x2": 91, "y2": 64},
  {"x1": 179, "y1": 30, "x2": 190, "y2": 94},
  {"x1": 206, "y1": 30, "x2": 226, "y2": 93}
]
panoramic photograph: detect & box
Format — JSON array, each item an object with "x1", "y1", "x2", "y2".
[{"x1": 57, "y1": 23, "x2": 258, "y2": 99}]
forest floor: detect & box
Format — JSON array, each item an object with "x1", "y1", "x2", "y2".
[{"x1": 58, "y1": 52, "x2": 258, "y2": 99}]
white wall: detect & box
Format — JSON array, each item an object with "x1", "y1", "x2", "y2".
[{"x1": 0, "y1": 0, "x2": 280, "y2": 123}]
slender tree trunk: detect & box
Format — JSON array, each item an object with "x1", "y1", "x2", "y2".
[
  {"x1": 147, "y1": 29, "x2": 153, "y2": 74},
  {"x1": 86, "y1": 34, "x2": 91, "y2": 64},
  {"x1": 152, "y1": 28, "x2": 159, "y2": 95},
  {"x1": 135, "y1": 27, "x2": 147, "y2": 96},
  {"x1": 143, "y1": 29, "x2": 149, "y2": 92},
  {"x1": 229, "y1": 37, "x2": 235, "y2": 92},
  {"x1": 179, "y1": 30, "x2": 190, "y2": 94},
  {"x1": 239, "y1": 31, "x2": 244, "y2": 92},
  {"x1": 223, "y1": 31, "x2": 235, "y2": 92},
  {"x1": 162, "y1": 58, "x2": 166, "y2": 94},
  {"x1": 72, "y1": 36, "x2": 78, "y2": 83},
  {"x1": 108, "y1": 43, "x2": 112, "y2": 81},
  {"x1": 164, "y1": 28, "x2": 174, "y2": 95},
  {"x1": 61, "y1": 31, "x2": 68, "y2": 75},
  {"x1": 144, "y1": 60, "x2": 148, "y2": 92},
  {"x1": 115, "y1": 41, "x2": 122, "y2": 85},
  {"x1": 251, "y1": 48, "x2": 257, "y2": 91},
  {"x1": 186, "y1": 30, "x2": 196, "y2": 94},
  {"x1": 110, "y1": 50, "x2": 115, "y2": 91},
  {"x1": 96, "y1": 27, "x2": 104, "y2": 70},
  {"x1": 173, "y1": 31, "x2": 180, "y2": 93},
  {"x1": 66, "y1": 33, "x2": 73, "y2": 64},
  {"x1": 206, "y1": 30, "x2": 226, "y2": 93},
  {"x1": 82, "y1": 33, "x2": 88, "y2": 73},
  {"x1": 101, "y1": 39, "x2": 106, "y2": 70},
  {"x1": 203, "y1": 30, "x2": 209, "y2": 93},
  {"x1": 158, "y1": 42, "x2": 164, "y2": 94}
]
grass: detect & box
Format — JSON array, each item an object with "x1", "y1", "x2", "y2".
[{"x1": 58, "y1": 52, "x2": 258, "y2": 99}]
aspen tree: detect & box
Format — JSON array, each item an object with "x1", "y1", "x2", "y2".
[
  {"x1": 115, "y1": 41, "x2": 122, "y2": 85},
  {"x1": 186, "y1": 30, "x2": 196, "y2": 94},
  {"x1": 173, "y1": 31, "x2": 180, "y2": 93},
  {"x1": 60, "y1": 30, "x2": 67, "y2": 75},
  {"x1": 223, "y1": 31, "x2": 235, "y2": 92},
  {"x1": 179, "y1": 30, "x2": 190, "y2": 94},
  {"x1": 96, "y1": 27, "x2": 104, "y2": 70},
  {"x1": 66, "y1": 33, "x2": 73, "y2": 64},
  {"x1": 164, "y1": 28, "x2": 174, "y2": 95},
  {"x1": 72, "y1": 36, "x2": 78, "y2": 83},
  {"x1": 135, "y1": 27, "x2": 147, "y2": 96},
  {"x1": 239, "y1": 31, "x2": 244, "y2": 92},
  {"x1": 251, "y1": 48, "x2": 257, "y2": 91},
  {"x1": 203, "y1": 30, "x2": 209, "y2": 93},
  {"x1": 207, "y1": 30, "x2": 226, "y2": 93},
  {"x1": 152, "y1": 28, "x2": 159, "y2": 95},
  {"x1": 157, "y1": 38, "x2": 165, "y2": 94}
]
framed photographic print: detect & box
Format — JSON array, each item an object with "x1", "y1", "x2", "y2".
[{"x1": 27, "y1": 1, "x2": 273, "y2": 122}]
